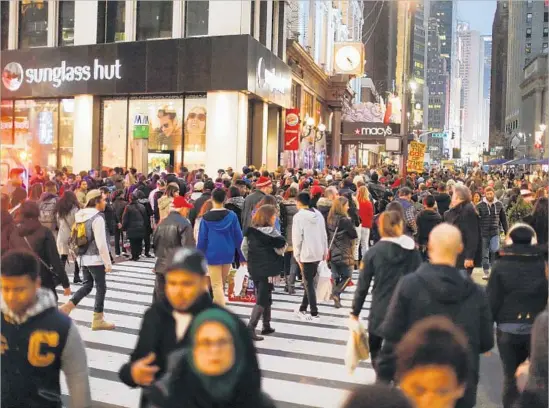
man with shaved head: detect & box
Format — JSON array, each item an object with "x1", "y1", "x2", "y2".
[{"x1": 375, "y1": 223, "x2": 494, "y2": 408}]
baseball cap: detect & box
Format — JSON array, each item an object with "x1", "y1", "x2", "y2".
[
  {"x1": 166, "y1": 248, "x2": 208, "y2": 276},
  {"x1": 172, "y1": 196, "x2": 193, "y2": 209},
  {"x1": 85, "y1": 189, "x2": 103, "y2": 206}
]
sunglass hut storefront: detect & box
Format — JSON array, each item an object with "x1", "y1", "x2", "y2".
[{"x1": 1, "y1": 35, "x2": 291, "y2": 175}]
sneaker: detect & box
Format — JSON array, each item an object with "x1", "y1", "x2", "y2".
[
  {"x1": 331, "y1": 295, "x2": 342, "y2": 309},
  {"x1": 482, "y1": 272, "x2": 489, "y2": 281},
  {"x1": 310, "y1": 314, "x2": 320, "y2": 322},
  {"x1": 295, "y1": 310, "x2": 309, "y2": 321}
]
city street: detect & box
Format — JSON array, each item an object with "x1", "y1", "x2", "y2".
[{"x1": 57, "y1": 258, "x2": 503, "y2": 408}]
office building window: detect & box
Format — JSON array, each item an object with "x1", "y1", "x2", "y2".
[
  {"x1": 526, "y1": 43, "x2": 531, "y2": 54},
  {"x1": 259, "y1": 0, "x2": 267, "y2": 46},
  {"x1": 97, "y1": 1, "x2": 125, "y2": 43},
  {"x1": 545, "y1": 12, "x2": 548, "y2": 23},
  {"x1": 526, "y1": 28, "x2": 532, "y2": 38},
  {"x1": 544, "y1": 43, "x2": 548, "y2": 50},
  {"x1": 185, "y1": 1, "x2": 209, "y2": 37},
  {"x1": 526, "y1": 13, "x2": 533, "y2": 24},
  {"x1": 544, "y1": 27, "x2": 549, "y2": 37},
  {"x1": 58, "y1": 1, "x2": 74, "y2": 46},
  {"x1": 1, "y1": 1, "x2": 9, "y2": 50},
  {"x1": 527, "y1": 0, "x2": 533, "y2": 7},
  {"x1": 291, "y1": 81, "x2": 301, "y2": 109},
  {"x1": 19, "y1": 0, "x2": 48, "y2": 48},
  {"x1": 136, "y1": 1, "x2": 173, "y2": 40}
]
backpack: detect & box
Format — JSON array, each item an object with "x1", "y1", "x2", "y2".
[
  {"x1": 69, "y1": 215, "x2": 96, "y2": 256},
  {"x1": 39, "y1": 198, "x2": 57, "y2": 230}
]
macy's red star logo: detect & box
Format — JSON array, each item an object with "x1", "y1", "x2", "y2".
[{"x1": 354, "y1": 128, "x2": 360, "y2": 135}]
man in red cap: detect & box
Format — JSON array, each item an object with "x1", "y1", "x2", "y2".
[
  {"x1": 242, "y1": 175, "x2": 273, "y2": 231},
  {"x1": 152, "y1": 196, "x2": 196, "y2": 303}
]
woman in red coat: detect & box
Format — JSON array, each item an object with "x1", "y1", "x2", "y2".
[{"x1": 357, "y1": 186, "x2": 374, "y2": 260}]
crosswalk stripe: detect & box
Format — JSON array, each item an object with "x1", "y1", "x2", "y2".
[{"x1": 59, "y1": 258, "x2": 374, "y2": 407}]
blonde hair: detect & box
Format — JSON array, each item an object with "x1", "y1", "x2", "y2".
[
  {"x1": 327, "y1": 196, "x2": 349, "y2": 227},
  {"x1": 357, "y1": 186, "x2": 370, "y2": 203}
]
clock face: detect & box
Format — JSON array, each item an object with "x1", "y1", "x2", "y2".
[{"x1": 335, "y1": 46, "x2": 361, "y2": 73}]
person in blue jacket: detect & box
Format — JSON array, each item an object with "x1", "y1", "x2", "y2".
[{"x1": 197, "y1": 188, "x2": 246, "y2": 306}]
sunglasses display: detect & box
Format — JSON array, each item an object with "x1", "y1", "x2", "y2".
[{"x1": 188, "y1": 112, "x2": 206, "y2": 121}]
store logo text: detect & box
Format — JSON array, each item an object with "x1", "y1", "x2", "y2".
[
  {"x1": 257, "y1": 58, "x2": 289, "y2": 95},
  {"x1": 354, "y1": 126, "x2": 394, "y2": 137},
  {"x1": 23, "y1": 59, "x2": 122, "y2": 88}
]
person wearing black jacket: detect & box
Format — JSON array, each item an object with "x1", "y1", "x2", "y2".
[
  {"x1": 434, "y1": 184, "x2": 452, "y2": 216},
  {"x1": 122, "y1": 193, "x2": 149, "y2": 261},
  {"x1": 351, "y1": 210, "x2": 422, "y2": 366},
  {"x1": 444, "y1": 185, "x2": 481, "y2": 275},
  {"x1": 416, "y1": 195, "x2": 442, "y2": 259},
  {"x1": 339, "y1": 178, "x2": 360, "y2": 227},
  {"x1": 486, "y1": 223, "x2": 548, "y2": 408},
  {"x1": 188, "y1": 179, "x2": 214, "y2": 227},
  {"x1": 376, "y1": 223, "x2": 494, "y2": 408},
  {"x1": 280, "y1": 189, "x2": 299, "y2": 293},
  {"x1": 134, "y1": 190, "x2": 153, "y2": 257},
  {"x1": 112, "y1": 190, "x2": 129, "y2": 257},
  {"x1": 152, "y1": 196, "x2": 196, "y2": 303},
  {"x1": 241, "y1": 205, "x2": 287, "y2": 341},
  {"x1": 118, "y1": 248, "x2": 260, "y2": 408},
  {"x1": 1, "y1": 193, "x2": 14, "y2": 256},
  {"x1": 326, "y1": 197, "x2": 358, "y2": 308},
  {"x1": 8, "y1": 201, "x2": 71, "y2": 300}
]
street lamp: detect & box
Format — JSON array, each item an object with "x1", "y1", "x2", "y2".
[
  {"x1": 409, "y1": 80, "x2": 418, "y2": 92},
  {"x1": 300, "y1": 117, "x2": 326, "y2": 169},
  {"x1": 540, "y1": 124, "x2": 546, "y2": 133}
]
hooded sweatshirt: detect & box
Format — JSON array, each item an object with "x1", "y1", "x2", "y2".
[
  {"x1": 352, "y1": 235, "x2": 422, "y2": 334},
  {"x1": 416, "y1": 208, "x2": 443, "y2": 245},
  {"x1": 197, "y1": 209, "x2": 245, "y2": 265},
  {"x1": 292, "y1": 207, "x2": 328, "y2": 263},
  {"x1": 1, "y1": 288, "x2": 91, "y2": 408},
  {"x1": 74, "y1": 208, "x2": 112, "y2": 269},
  {"x1": 377, "y1": 263, "x2": 494, "y2": 408}
]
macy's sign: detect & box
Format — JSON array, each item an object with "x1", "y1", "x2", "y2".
[{"x1": 354, "y1": 125, "x2": 394, "y2": 137}]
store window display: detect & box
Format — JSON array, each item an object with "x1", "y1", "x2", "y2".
[{"x1": 183, "y1": 98, "x2": 207, "y2": 170}]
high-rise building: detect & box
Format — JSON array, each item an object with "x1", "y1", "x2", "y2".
[
  {"x1": 504, "y1": 0, "x2": 549, "y2": 134},
  {"x1": 362, "y1": 1, "x2": 398, "y2": 96},
  {"x1": 489, "y1": 1, "x2": 509, "y2": 149},
  {"x1": 480, "y1": 36, "x2": 492, "y2": 145},
  {"x1": 426, "y1": 17, "x2": 449, "y2": 134},
  {"x1": 457, "y1": 24, "x2": 485, "y2": 156},
  {"x1": 430, "y1": 0, "x2": 455, "y2": 72}
]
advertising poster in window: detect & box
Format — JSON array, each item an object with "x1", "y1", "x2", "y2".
[{"x1": 183, "y1": 97, "x2": 207, "y2": 170}]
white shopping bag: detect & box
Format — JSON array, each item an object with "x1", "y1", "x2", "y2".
[
  {"x1": 234, "y1": 265, "x2": 248, "y2": 295},
  {"x1": 345, "y1": 318, "x2": 370, "y2": 374},
  {"x1": 315, "y1": 261, "x2": 333, "y2": 302}
]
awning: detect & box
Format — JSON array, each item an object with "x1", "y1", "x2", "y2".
[
  {"x1": 485, "y1": 158, "x2": 508, "y2": 165},
  {"x1": 532, "y1": 158, "x2": 549, "y2": 165},
  {"x1": 503, "y1": 157, "x2": 538, "y2": 165}
]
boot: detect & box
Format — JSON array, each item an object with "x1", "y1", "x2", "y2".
[
  {"x1": 59, "y1": 301, "x2": 76, "y2": 315},
  {"x1": 261, "y1": 304, "x2": 275, "y2": 335},
  {"x1": 332, "y1": 277, "x2": 351, "y2": 309},
  {"x1": 248, "y1": 305, "x2": 264, "y2": 341},
  {"x1": 91, "y1": 312, "x2": 115, "y2": 331}
]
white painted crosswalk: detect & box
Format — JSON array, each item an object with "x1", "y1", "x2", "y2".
[{"x1": 58, "y1": 258, "x2": 375, "y2": 408}]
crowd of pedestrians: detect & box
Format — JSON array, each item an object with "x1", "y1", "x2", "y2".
[{"x1": 1, "y1": 162, "x2": 548, "y2": 408}]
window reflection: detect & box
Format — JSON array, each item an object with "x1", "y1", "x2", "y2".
[
  {"x1": 136, "y1": 1, "x2": 173, "y2": 40},
  {"x1": 19, "y1": 0, "x2": 48, "y2": 48},
  {"x1": 185, "y1": 1, "x2": 209, "y2": 37},
  {"x1": 58, "y1": 0, "x2": 74, "y2": 46}
]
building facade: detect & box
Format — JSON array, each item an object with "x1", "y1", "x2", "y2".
[
  {"x1": 489, "y1": 1, "x2": 509, "y2": 150},
  {"x1": 1, "y1": 0, "x2": 364, "y2": 175},
  {"x1": 457, "y1": 23, "x2": 485, "y2": 159},
  {"x1": 505, "y1": 0, "x2": 549, "y2": 136}
]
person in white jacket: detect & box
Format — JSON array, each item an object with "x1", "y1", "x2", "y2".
[
  {"x1": 292, "y1": 192, "x2": 328, "y2": 321},
  {"x1": 59, "y1": 190, "x2": 115, "y2": 330}
]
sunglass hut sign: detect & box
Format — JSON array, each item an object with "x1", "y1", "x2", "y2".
[{"x1": 2, "y1": 59, "x2": 122, "y2": 91}]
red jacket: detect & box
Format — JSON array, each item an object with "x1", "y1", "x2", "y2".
[{"x1": 358, "y1": 200, "x2": 374, "y2": 228}]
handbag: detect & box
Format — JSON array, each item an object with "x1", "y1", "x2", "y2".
[
  {"x1": 23, "y1": 236, "x2": 61, "y2": 287},
  {"x1": 326, "y1": 223, "x2": 339, "y2": 262}
]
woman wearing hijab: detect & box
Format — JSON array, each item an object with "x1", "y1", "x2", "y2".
[{"x1": 147, "y1": 308, "x2": 272, "y2": 408}]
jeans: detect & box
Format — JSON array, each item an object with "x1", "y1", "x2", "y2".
[
  {"x1": 368, "y1": 332, "x2": 383, "y2": 370},
  {"x1": 153, "y1": 273, "x2": 165, "y2": 304},
  {"x1": 497, "y1": 329, "x2": 531, "y2": 408},
  {"x1": 254, "y1": 278, "x2": 273, "y2": 308},
  {"x1": 114, "y1": 227, "x2": 125, "y2": 255},
  {"x1": 129, "y1": 238, "x2": 143, "y2": 259},
  {"x1": 71, "y1": 265, "x2": 107, "y2": 313},
  {"x1": 283, "y1": 251, "x2": 299, "y2": 289},
  {"x1": 359, "y1": 227, "x2": 371, "y2": 259},
  {"x1": 61, "y1": 254, "x2": 80, "y2": 279},
  {"x1": 482, "y1": 235, "x2": 500, "y2": 273},
  {"x1": 330, "y1": 262, "x2": 352, "y2": 298},
  {"x1": 208, "y1": 264, "x2": 231, "y2": 306},
  {"x1": 299, "y1": 261, "x2": 319, "y2": 316},
  {"x1": 353, "y1": 227, "x2": 361, "y2": 261}
]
